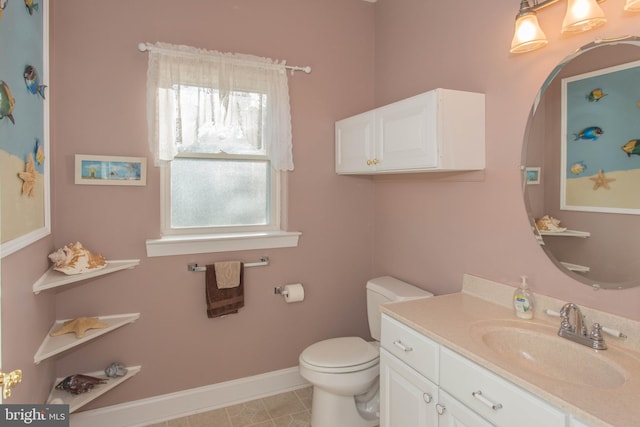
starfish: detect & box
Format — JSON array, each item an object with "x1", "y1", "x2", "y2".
[
  {"x1": 589, "y1": 168, "x2": 615, "y2": 190},
  {"x1": 17, "y1": 153, "x2": 37, "y2": 197},
  {"x1": 50, "y1": 317, "x2": 109, "y2": 339}
]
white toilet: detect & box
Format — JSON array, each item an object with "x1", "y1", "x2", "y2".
[{"x1": 299, "y1": 276, "x2": 433, "y2": 427}]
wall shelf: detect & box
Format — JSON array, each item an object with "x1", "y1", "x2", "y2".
[
  {"x1": 560, "y1": 261, "x2": 590, "y2": 273},
  {"x1": 34, "y1": 313, "x2": 141, "y2": 364},
  {"x1": 33, "y1": 259, "x2": 140, "y2": 294},
  {"x1": 47, "y1": 365, "x2": 141, "y2": 413},
  {"x1": 538, "y1": 229, "x2": 590, "y2": 238}
]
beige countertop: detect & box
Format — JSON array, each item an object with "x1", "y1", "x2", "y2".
[{"x1": 381, "y1": 291, "x2": 640, "y2": 427}]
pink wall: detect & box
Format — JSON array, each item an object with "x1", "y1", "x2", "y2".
[
  {"x1": 4, "y1": 0, "x2": 376, "y2": 409},
  {"x1": 372, "y1": 1, "x2": 640, "y2": 315}
]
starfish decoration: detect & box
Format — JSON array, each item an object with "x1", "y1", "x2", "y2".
[
  {"x1": 50, "y1": 317, "x2": 109, "y2": 339},
  {"x1": 589, "y1": 168, "x2": 615, "y2": 190},
  {"x1": 17, "y1": 153, "x2": 37, "y2": 197}
]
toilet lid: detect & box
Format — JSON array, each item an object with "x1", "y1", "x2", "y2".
[{"x1": 300, "y1": 337, "x2": 379, "y2": 369}]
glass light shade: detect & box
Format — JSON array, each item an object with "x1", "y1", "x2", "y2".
[
  {"x1": 510, "y1": 13, "x2": 548, "y2": 54},
  {"x1": 625, "y1": 0, "x2": 640, "y2": 11},
  {"x1": 561, "y1": 0, "x2": 606, "y2": 33}
]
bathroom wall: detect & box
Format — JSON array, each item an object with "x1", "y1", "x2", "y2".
[
  {"x1": 372, "y1": 0, "x2": 640, "y2": 317},
  {"x1": 44, "y1": 0, "x2": 376, "y2": 409},
  {"x1": 6, "y1": 0, "x2": 640, "y2": 412}
]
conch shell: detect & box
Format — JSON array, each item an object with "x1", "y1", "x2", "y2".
[
  {"x1": 535, "y1": 215, "x2": 567, "y2": 232},
  {"x1": 48, "y1": 242, "x2": 107, "y2": 275}
]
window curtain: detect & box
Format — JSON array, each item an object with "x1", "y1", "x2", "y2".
[{"x1": 145, "y1": 42, "x2": 294, "y2": 171}]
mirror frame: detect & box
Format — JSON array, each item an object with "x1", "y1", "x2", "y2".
[{"x1": 522, "y1": 36, "x2": 640, "y2": 290}]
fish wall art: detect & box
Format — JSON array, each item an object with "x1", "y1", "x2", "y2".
[
  {"x1": 23, "y1": 65, "x2": 46, "y2": 99},
  {"x1": 24, "y1": 0, "x2": 37, "y2": 15},
  {"x1": 0, "y1": 80, "x2": 16, "y2": 124}
]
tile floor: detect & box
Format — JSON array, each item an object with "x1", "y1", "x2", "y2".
[{"x1": 144, "y1": 387, "x2": 313, "y2": 427}]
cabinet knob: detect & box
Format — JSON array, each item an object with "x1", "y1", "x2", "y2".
[
  {"x1": 366, "y1": 160, "x2": 373, "y2": 166},
  {"x1": 423, "y1": 392, "x2": 433, "y2": 403},
  {"x1": 436, "y1": 403, "x2": 446, "y2": 415},
  {"x1": 372, "y1": 158, "x2": 380, "y2": 165}
]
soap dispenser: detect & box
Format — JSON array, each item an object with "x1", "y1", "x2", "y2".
[{"x1": 513, "y1": 276, "x2": 535, "y2": 319}]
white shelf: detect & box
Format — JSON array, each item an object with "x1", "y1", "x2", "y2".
[
  {"x1": 539, "y1": 229, "x2": 590, "y2": 238},
  {"x1": 34, "y1": 313, "x2": 141, "y2": 364},
  {"x1": 33, "y1": 259, "x2": 140, "y2": 294},
  {"x1": 47, "y1": 365, "x2": 141, "y2": 413},
  {"x1": 560, "y1": 262, "x2": 590, "y2": 273}
]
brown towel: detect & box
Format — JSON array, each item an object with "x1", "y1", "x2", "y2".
[{"x1": 205, "y1": 262, "x2": 244, "y2": 318}]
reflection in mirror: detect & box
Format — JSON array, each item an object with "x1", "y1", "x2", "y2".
[{"x1": 522, "y1": 37, "x2": 640, "y2": 290}]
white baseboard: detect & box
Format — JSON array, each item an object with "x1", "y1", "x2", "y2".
[{"x1": 70, "y1": 367, "x2": 308, "y2": 427}]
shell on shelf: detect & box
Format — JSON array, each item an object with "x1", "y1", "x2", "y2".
[{"x1": 48, "y1": 242, "x2": 107, "y2": 275}]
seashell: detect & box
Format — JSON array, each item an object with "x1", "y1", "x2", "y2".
[
  {"x1": 55, "y1": 374, "x2": 107, "y2": 395},
  {"x1": 48, "y1": 242, "x2": 107, "y2": 275},
  {"x1": 104, "y1": 362, "x2": 128, "y2": 378}
]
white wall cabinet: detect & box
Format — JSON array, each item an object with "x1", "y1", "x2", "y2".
[
  {"x1": 380, "y1": 314, "x2": 568, "y2": 427},
  {"x1": 335, "y1": 88, "x2": 485, "y2": 174}
]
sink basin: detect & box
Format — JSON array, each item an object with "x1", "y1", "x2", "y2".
[{"x1": 470, "y1": 320, "x2": 630, "y2": 389}]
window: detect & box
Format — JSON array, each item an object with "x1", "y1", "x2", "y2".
[{"x1": 144, "y1": 43, "x2": 300, "y2": 256}]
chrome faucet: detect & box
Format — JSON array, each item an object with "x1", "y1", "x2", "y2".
[{"x1": 558, "y1": 303, "x2": 607, "y2": 350}]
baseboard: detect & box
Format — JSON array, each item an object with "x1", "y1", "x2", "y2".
[{"x1": 70, "y1": 366, "x2": 308, "y2": 427}]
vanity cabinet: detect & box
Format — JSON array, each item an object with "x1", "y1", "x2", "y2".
[
  {"x1": 380, "y1": 349, "x2": 439, "y2": 426},
  {"x1": 380, "y1": 314, "x2": 567, "y2": 427},
  {"x1": 335, "y1": 88, "x2": 485, "y2": 174}
]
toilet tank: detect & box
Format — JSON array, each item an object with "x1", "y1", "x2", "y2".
[{"x1": 366, "y1": 276, "x2": 433, "y2": 341}]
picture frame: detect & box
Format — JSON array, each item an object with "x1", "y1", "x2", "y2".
[
  {"x1": 525, "y1": 167, "x2": 541, "y2": 185},
  {"x1": 561, "y1": 59, "x2": 640, "y2": 215},
  {"x1": 0, "y1": 0, "x2": 51, "y2": 257},
  {"x1": 75, "y1": 155, "x2": 147, "y2": 186}
]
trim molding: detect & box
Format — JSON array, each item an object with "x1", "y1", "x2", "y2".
[{"x1": 70, "y1": 367, "x2": 308, "y2": 427}]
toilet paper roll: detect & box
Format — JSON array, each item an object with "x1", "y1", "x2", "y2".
[{"x1": 283, "y1": 284, "x2": 305, "y2": 303}]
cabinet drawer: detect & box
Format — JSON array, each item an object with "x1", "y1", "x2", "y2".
[
  {"x1": 381, "y1": 315, "x2": 439, "y2": 383},
  {"x1": 440, "y1": 347, "x2": 566, "y2": 427}
]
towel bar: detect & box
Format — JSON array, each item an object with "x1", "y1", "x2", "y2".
[{"x1": 187, "y1": 256, "x2": 269, "y2": 272}]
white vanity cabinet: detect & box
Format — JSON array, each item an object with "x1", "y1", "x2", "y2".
[
  {"x1": 380, "y1": 349, "x2": 439, "y2": 426},
  {"x1": 380, "y1": 314, "x2": 567, "y2": 427},
  {"x1": 380, "y1": 315, "x2": 491, "y2": 427},
  {"x1": 335, "y1": 88, "x2": 485, "y2": 174}
]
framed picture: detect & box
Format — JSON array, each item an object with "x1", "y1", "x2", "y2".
[
  {"x1": 0, "y1": 0, "x2": 51, "y2": 257},
  {"x1": 525, "y1": 167, "x2": 541, "y2": 185},
  {"x1": 75, "y1": 155, "x2": 147, "y2": 186},
  {"x1": 561, "y1": 59, "x2": 640, "y2": 214}
]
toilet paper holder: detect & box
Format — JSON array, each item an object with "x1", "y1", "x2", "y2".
[{"x1": 274, "y1": 286, "x2": 288, "y2": 296}]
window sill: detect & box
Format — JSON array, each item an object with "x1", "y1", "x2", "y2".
[{"x1": 146, "y1": 231, "x2": 301, "y2": 257}]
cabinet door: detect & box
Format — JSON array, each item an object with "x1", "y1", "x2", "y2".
[
  {"x1": 438, "y1": 389, "x2": 494, "y2": 427},
  {"x1": 375, "y1": 92, "x2": 438, "y2": 172},
  {"x1": 380, "y1": 349, "x2": 438, "y2": 427},
  {"x1": 335, "y1": 110, "x2": 376, "y2": 174}
]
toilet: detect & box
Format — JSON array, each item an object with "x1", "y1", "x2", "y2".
[{"x1": 298, "y1": 276, "x2": 433, "y2": 427}]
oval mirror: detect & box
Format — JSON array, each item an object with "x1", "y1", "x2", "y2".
[{"x1": 522, "y1": 36, "x2": 640, "y2": 290}]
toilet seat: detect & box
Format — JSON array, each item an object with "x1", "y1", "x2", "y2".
[{"x1": 300, "y1": 337, "x2": 379, "y2": 374}]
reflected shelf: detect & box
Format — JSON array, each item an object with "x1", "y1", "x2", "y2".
[
  {"x1": 538, "y1": 230, "x2": 590, "y2": 238},
  {"x1": 560, "y1": 262, "x2": 590, "y2": 273},
  {"x1": 47, "y1": 365, "x2": 141, "y2": 413},
  {"x1": 34, "y1": 313, "x2": 141, "y2": 364},
  {"x1": 33, "y1": 260, "x2": 140, "y2": 294}
]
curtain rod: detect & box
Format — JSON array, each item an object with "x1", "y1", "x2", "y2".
[{"x1": 137, "y1": 42, "x2": 311, "y2": 74}]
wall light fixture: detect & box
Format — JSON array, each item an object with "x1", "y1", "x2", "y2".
[{"x1": 510, "y1": 0, "x2": 639, "y2": 53}]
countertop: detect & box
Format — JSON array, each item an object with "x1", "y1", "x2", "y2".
[{"x1": 381, "y1": 292, "x2": 640, "y2": 427}]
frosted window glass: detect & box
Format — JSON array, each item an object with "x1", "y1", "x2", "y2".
[{"x1": 170, "y1": 158, "x2": 270, "y2": 228}]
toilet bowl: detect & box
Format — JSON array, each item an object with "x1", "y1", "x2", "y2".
[
  {"x1": 299, "y1": 337, "x2": 380, "y2": 427},
  {"x1": 299, "y1": 276, "x2": 433, "y2": 427}
]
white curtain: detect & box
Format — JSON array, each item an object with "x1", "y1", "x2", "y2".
[{"x1": 145, "y1": 42, "x2": 294, "y2": 171}]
